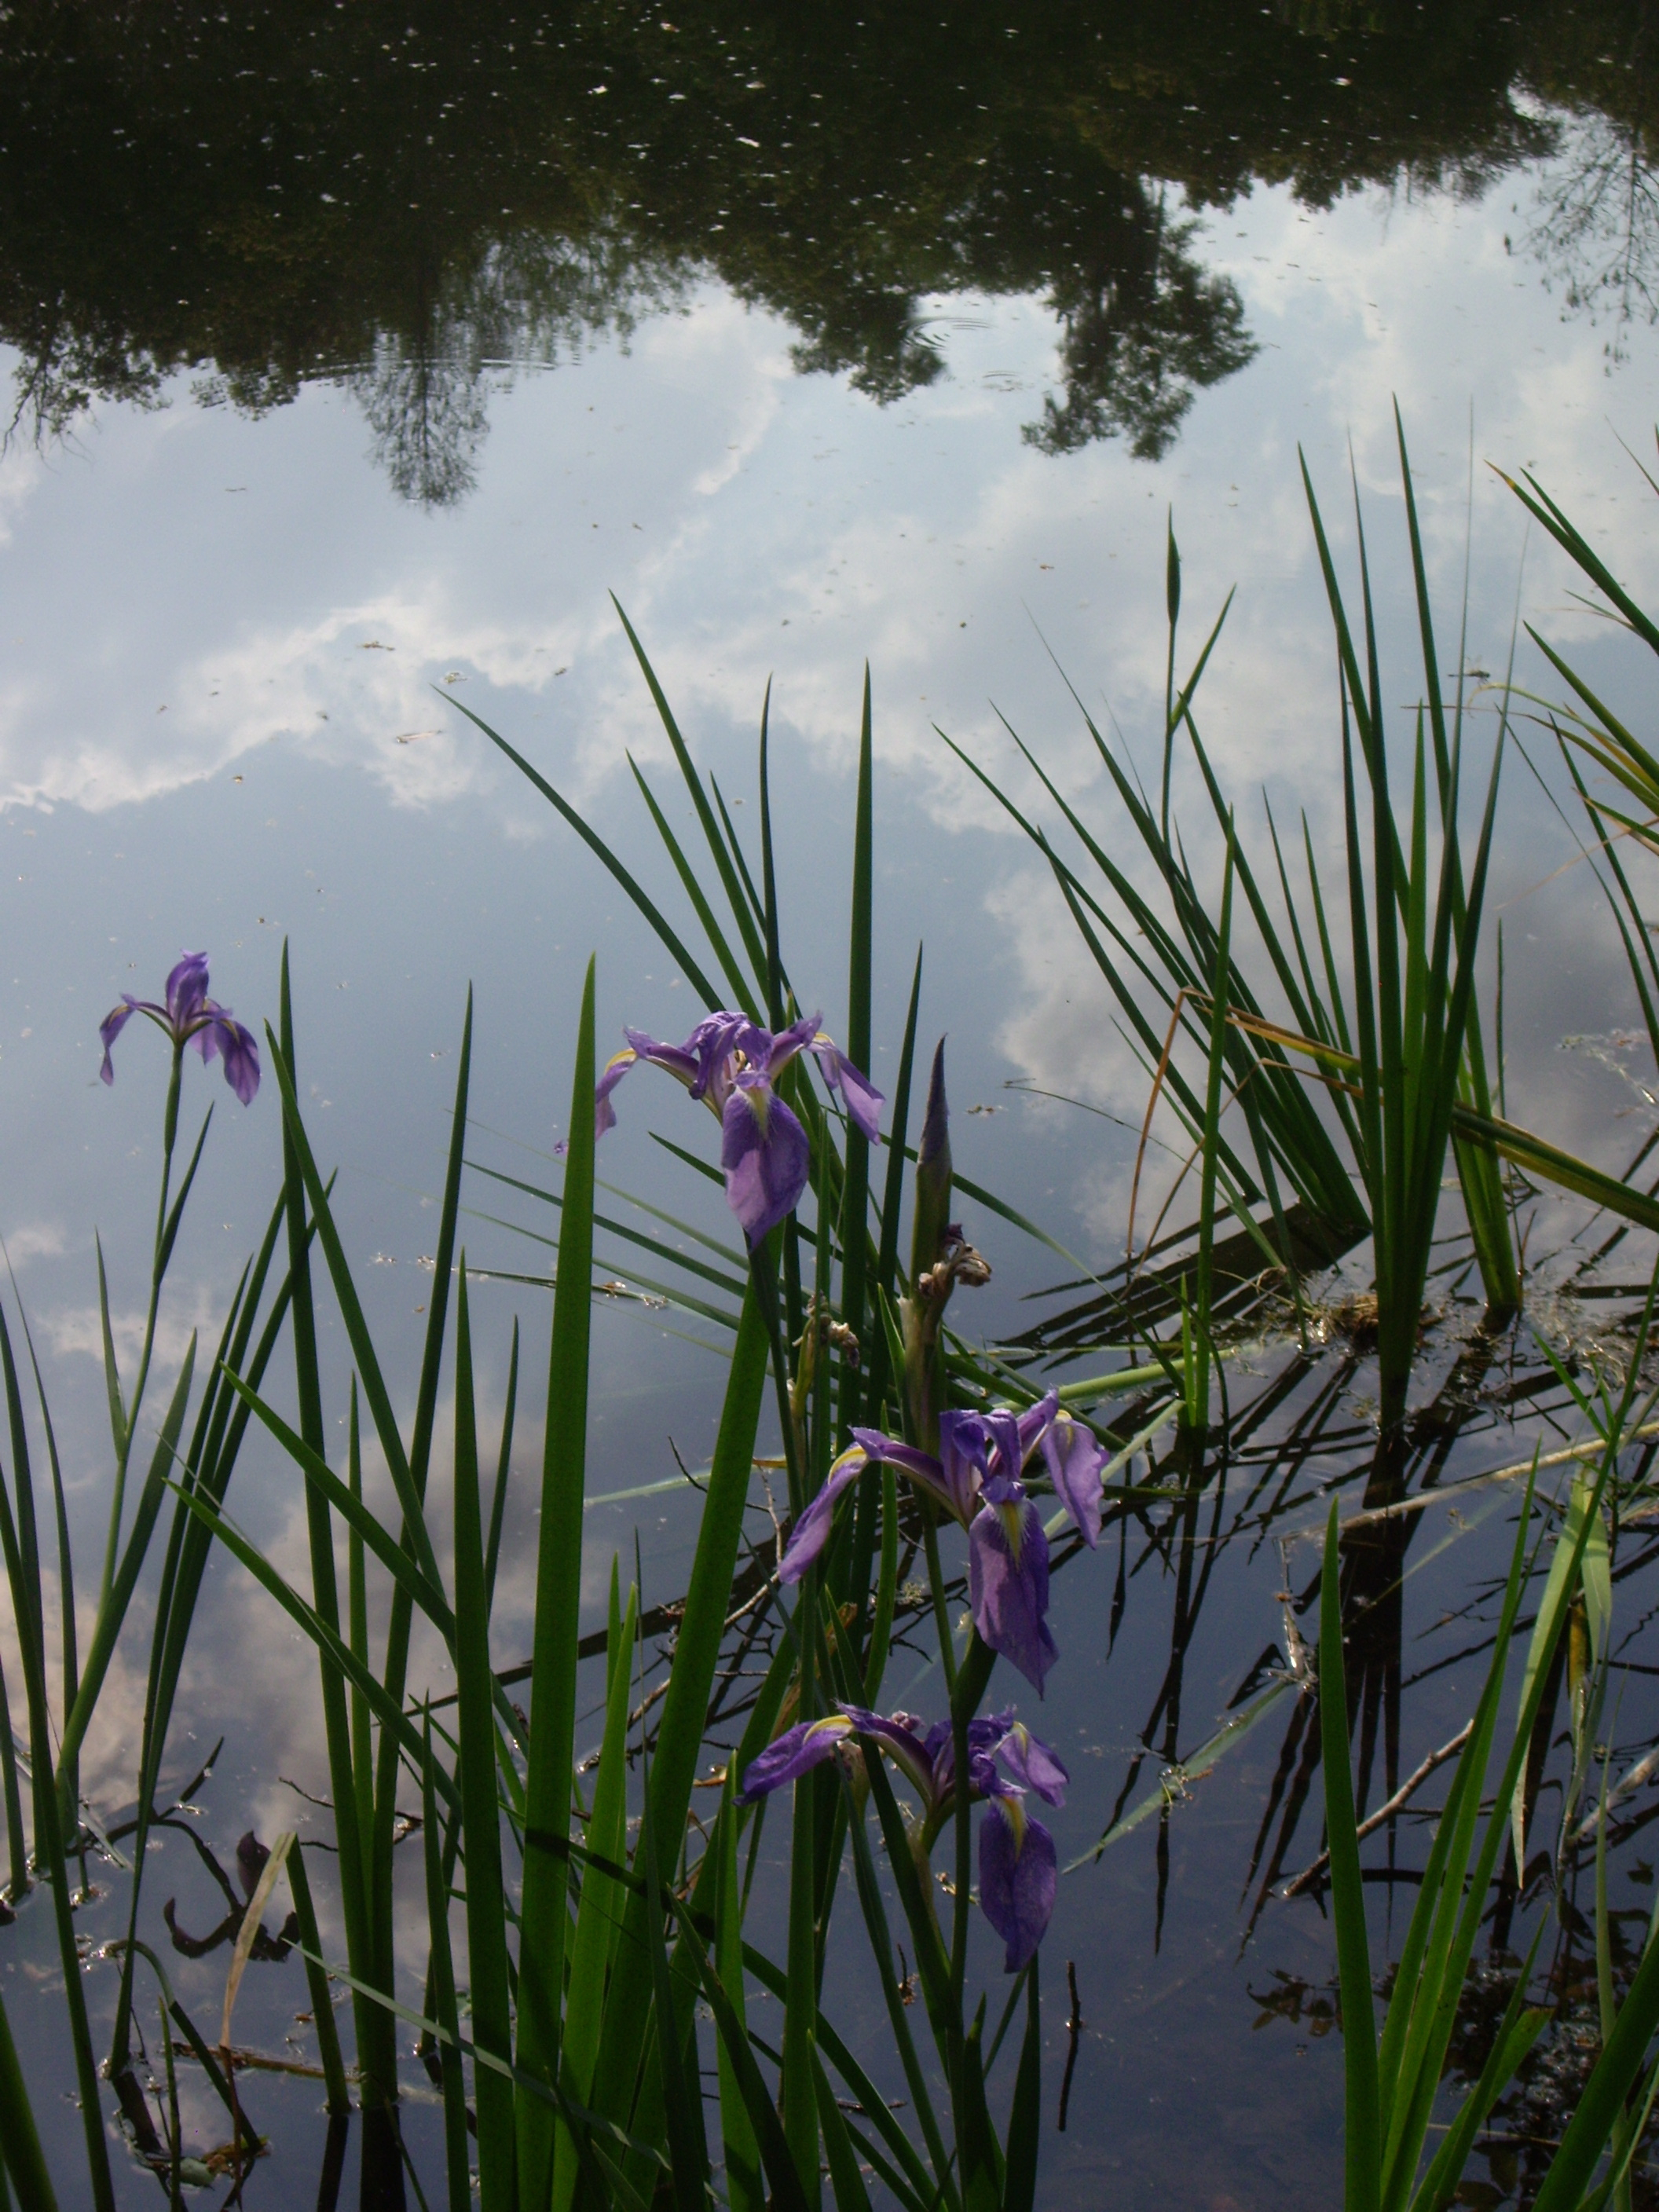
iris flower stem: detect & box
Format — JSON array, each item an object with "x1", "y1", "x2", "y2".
[
  {"x1": 924, "y1": 1521, "x2": 958, "y2": 1699},
  {"x1": 751, "y1": 1238, "x2": 807, "y2": 1521},
  {"x1": 97, "y1": 1042, "x2": 184, "y2": 1621},
  {"x1": 950, "y1": 1706, "x2": 972, "y2": 2012}
]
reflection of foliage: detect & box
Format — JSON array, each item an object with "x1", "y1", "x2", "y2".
[
  {"x1": 1530, "y1": 109, "x2": 1659, "y2": 361},
  {"x1": 1516, "y1": 0, "x2": 1659, "y2": 362},
  {"x1": 0, "y1": 0, "x2": 1649, "y2": 499},
  {"x1": 356, "y1": 341, "x2": 490, "y2": 510},
  {"x1": 1021, "y1": 187, "x2": 1256, "y2": 460}
]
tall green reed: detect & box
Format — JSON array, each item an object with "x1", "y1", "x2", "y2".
[
  {"x1": 951, "y1": 414, "x2": 1659, "y2": 1445},
  {"x1": 1320, "y1": 1281, "x2": 1659, "y2": 2211}
]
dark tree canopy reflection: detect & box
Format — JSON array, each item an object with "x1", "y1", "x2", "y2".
[{"x1": 0, "y1": 0, "x2": 1651, "y2": 499}]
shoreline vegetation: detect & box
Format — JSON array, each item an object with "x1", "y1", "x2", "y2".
[{"x1": 7, "y1": 422, "x2": 1659, "y2": 2208}]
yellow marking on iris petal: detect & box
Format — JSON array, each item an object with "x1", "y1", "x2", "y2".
[
  {"x1": 1001, "y1": 1794, "x2": 1028, "y2": 1852},
  {"x1": 805, "y1": 1715, "x2": 852, "y2": 1741},
  {"x1": 997, "y1": 1499, "x2": 1025, "y2": 1558},
  {"x1": 602, "y1": 1047, "x2": 637, "y2": 1079}
]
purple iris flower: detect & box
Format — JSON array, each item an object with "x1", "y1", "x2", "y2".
[
  {"x1": 778, "y1": 1389, "x2": 1108, "y2": 1695},
  {"x1": 98, "y1": 951, "x2": 260, "y2": 1105},
  {"x1": 739, "y1": 1703, "x2": 1067, "y2": 1970},
  {"x1": 590, "y1": 1008, "x2": 881, "y2": 1245}
]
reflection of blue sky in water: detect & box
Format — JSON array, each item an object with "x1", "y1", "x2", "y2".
[{"x1": 2, "y1": 156, "x2": 1659, "y2": 1840}]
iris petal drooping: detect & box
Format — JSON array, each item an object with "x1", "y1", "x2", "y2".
[
  {"x1": 978, "y1": 1794, "x2": 1058, "y2": 1974},
  {"x1": 739, "y1": 1702, "x2": 1067, "y2": 1972},
  {"x1": 99, "y1": 951, "x2": 260, "y2": 1104},
  {"x1": 589, "y1": 1008, "x2": 882, "y2": 1244},
  {"x1": 778, "y1": 1389, "x2": 1108, "y2": 1694}
]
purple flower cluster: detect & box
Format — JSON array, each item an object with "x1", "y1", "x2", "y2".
[
  {"x1": 99, "y1": 952, "x2": 260, "y2": 1104},
  {"x1": 591, "y1": 1009, "x2": 881, "y2": 1243},
  {"x1": 740, "y1": 1704, "x2": 1068, "y2": 1972},
  {"x1": 779, "y1": 1390, "x2": 1108, "y2": 1694}
]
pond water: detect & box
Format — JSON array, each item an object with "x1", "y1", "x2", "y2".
[{"x1": 7, "y1": 4, "x2": 1659, "y2": 2205}]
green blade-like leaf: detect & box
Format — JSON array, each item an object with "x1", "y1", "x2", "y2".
[
  {"x1": 285, "y1": 1842, "x2": 350, "y2": 2119},
  {"x1": 628, "y1": 753, "x2": 761, "y2": 1018},
  {"x1": 553, "y1": 1574, "x2": 643, "y2": 2212},
  {"x1": 517, "y1": 958, "x2": 598, "y2": 2197},
  {"x1": 1449, "y1": 1103, "x2": 1659, "y2": 1234},
  {"x1": 220, "y1": 1369, "x2": 454, "y2": 1635},
  {"x1": 0, "y1": 1305, "x2": 115, "y2": 2212},
  {"x1": 419, "y1": 1716, "x2": 472, "y2": 2211},
  {"x1": 57, "y1": 1338, "x2": 196, "y2": 1800},
  {"x1": 586, "y1": 1282, "x2": 770, "y2": 2138},
  {"x1": 639, "y1": 1723, "x2": 709, "y2": 2212},
  {"x1": 485, "y1": 1317, "x2": 519, "y2": 1621},
  {"x1": 743, "y1": 1928, "x2": 950, "y2": 2212},
  {"x1": 813, "y1": 2045, "x2": 873, "y2": 2212},
  {"x1": 162, "y1": 1478, "x2": 459, "y2": 1815},
  {"x1": 1002, "y1": 1958, "x2": 1042, "y2": 2212},
  {"x1": 449, "y1": 691, "x2": 725, "y2": 1011},
  {"x1": 612, "y1": 596, "x2": 770, "y2": 987},
  {"x1": 713, "y1": 1778, "x2": 764, "y2": 2212},
  {"x1": 0, "y1": 1979, "x2": 57, "y2": 2212},
  {"x1": 453, "y1": 1268, "x2": 516, "y2": 2212}
]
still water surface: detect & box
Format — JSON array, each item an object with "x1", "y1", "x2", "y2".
[{"x1": 6, "y1": 5, "x2": 1659, "y2": 2203}]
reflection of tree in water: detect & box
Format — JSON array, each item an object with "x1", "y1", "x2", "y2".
[
  {"x1": 356, "y1": 339, "x2": 489, "y2": 508},
  {"x1": 0, "y1": 0, "x2": 1652, "y2": 500},
  {"x1": 1023, "y1": 187, "x2": 1255, "y2": 461},
  {"x1": 1530, "y1": 108, "x2": 1659, "y2": 361}
]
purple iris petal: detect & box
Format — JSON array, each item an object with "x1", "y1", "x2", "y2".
[
  {"x1": 1042, "y1": 1412, "x2": 1108, "y2": 1548},
  {"x1": 936, "y1": 1412, "x2": 994, "y2": 1523},
  {"x1": 98, "y1": 999, "x2": 140, "y2": 1086},
  {"x1": 850, "y1": 1427, "x2": 965, "y2": 1523},
  {"x1": 983, "y1": 1408, "x2": 1027, "y2": 1489},
  {"x1": 779, "y1": 1445, "x2": 869, "y2": 1584},
  {"x1": 738, "y1": 1714, "x2": 854, "y2": 1804},
  {"x1": 721, "y1": 1079, "x2": 811, "y2": 1245},
  {"x1": 969, "y1": 1494, "x2": 1057, "y2": 1694},
  {"x1": 165, "y1": 951, "x2": 211, "y2": 1029},
  {"x1": 222, "y1": 1020, "x2": 261, "y2": 1106},
  {"x1": 760, "y1": 1009, "x2": 822, "y2": 1080},
  {"x1": 592, "y1": 1048, "x2": 639, "y2": 1141},
  {"x1": 1015, "y1": 1390, "x2": 1060, "y2": 1462},
  {"x1": 683, "y1": 1013, "x2": 751, "y2": 1109},
  {"x1": 622, "y1": 1029, "x2": 700, "y2": 1088},
  {"x1": 932, "y1": 1709, "x2": 1017, "y2": 1805},
  {"x1": 836, "y1": 1707, "x2": 939, "y2": 1806},
  {"x1": 979, "y1": 1800, "x2": 1057, "y2": 1972},
  {"x1": 993, "y1": 1721, "x2": 1068, "y2": 1807},
  {"x1": 811, "y1": 1035, "x2": 884, "y2": 1141}
]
